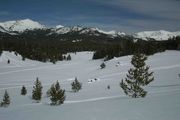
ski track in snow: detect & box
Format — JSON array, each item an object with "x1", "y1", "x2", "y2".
[
  {"x1": 99, "y1": 64, "x2": 180, "y2": 79},
  {"x1": 0, "y1": 63, "x2": 77, "y2": 75},
  {"x1": 17, "y1": 88, "x2": 180, "y2": 108},
  {"x1": 99, "y1": 72, "x2": 127, "y2": 79},
  {"x1": 21, "y1": 95, "x2": 124, "y2": 107},
  {"x1": 0, "y1": 63, "x2": 180, "y2": 91},
  {"x1": 0, "y1": 81, "x2": 70, "y2": 91},
  {"x1": 64, "y1": 95, "x2": 124, "y2": 104},
  {"x1": 152, "y1": 64, "x2": 180, "y2": 71},
  {"x1": 149, "y1": 84, "x2": 180, "y2": 88},
  {"x1": 0, "y1": 66, "x2": 56, "y2": 75},
  {"x1": 0, "y1": 63, "x2": 179, "y2": 76}
]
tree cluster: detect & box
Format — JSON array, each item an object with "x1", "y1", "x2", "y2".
[
  {"x1": 0, "y1": 29, "x2": 120, "y2": 62},
  {"x1": 1, "y1": 30, "x2": 179, "y2": 62}
]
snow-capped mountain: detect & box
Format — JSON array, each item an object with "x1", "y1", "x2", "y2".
[
  {"x1": 54, "y1": 26, "x2": 84, "y2": 34},
  {"x1": 134, "y1": 30, "x2": 180, "y2": 41},
  {"x1": 95, "y1": 28, "x2": 126, "y2": 37},
  {"x1": 0, "y1": 25, "x2": 17, "y2": 35},
  {"x1": 52, "y1": 26, "x2": 125, "y2": 37},
  {"x1": 0, "y1": 19, "x2": 180, "y2": 40},
  {"x1": 53, "y1": 27, "x2": 71, "y2": 34},
  {"x1": 0, "y1": 19, "x2": 45, "y2": 33},
  {"x1": 0, "y1": 19, "x2": 126, "y2": 37},
  {"x1": 0, "y1": 26, "x2": 8, "y2": 33},
  {"x1": 55, "y1": 25, "x2": 64, "y2": 29}
]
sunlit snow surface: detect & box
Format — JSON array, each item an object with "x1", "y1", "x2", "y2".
[
  {"x1": 0, "y1": 19, "x2": 45, "y2": 32},
  {"x1": 0, "y1": 51, "x2": 180, "y2": 120},
  {"x1": 134, "y1": 30, "x2": 180, "y2": 41}
]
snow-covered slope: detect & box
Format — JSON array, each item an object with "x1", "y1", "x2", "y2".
[
  {"x1": 0, "y1": 26, "x2": 17, "y2": 35},
  {"x1": 53, "y1": 27, "x2": 71, "y2": 34},
  {"x1": 0, "y1": 50, "x2": 180, "y2": 120},
  {"x1": 0, "y1": 19, "x2": 45, "y2": 32},
  {"x1": 95, "y1": 28, "x2": 126, "y2": 37},
  {"x1": 134, "y1": 30, "x2": 180, "y2": 41},
  {"x1": 0, "y1": 26, "x2": 8, "y2": 33},
  {"x1": 51, "y1": 26, "x2": 84, "y2": 34}
]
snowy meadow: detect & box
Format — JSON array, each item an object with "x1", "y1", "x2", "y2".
[{"x1": 0, "y1": 50, "x2": 180, "y2": 120}]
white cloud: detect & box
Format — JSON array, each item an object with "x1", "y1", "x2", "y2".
[
  {"x1": 86, "y1": 0, "x2": 180, "y2": 32},
  {"x1": 95, "y1": 0, "x2": 180, "y2": 21}
]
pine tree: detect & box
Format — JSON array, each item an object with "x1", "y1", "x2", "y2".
[
  {"x1": 107, "y1": 85, "x2": 110, "y2": 90},
  {"x1": 120, "y1": 53, "x2": 154, "y2": 98},
  {"x1": 71, "y1": 77, "x2": 82, "y2": 92},
  {"x1": 100, "y1": 62, "x2": 106, "y2": 69},
  {"x1": 7, "y1": 59, "x2": 10, "y2": 64},
  {"x1": 49, "y1": 81, "x2": 66, "y2": 105},
  {"x1": 63, "y1": 55, "x2": 66, "y2": 60},
  {"x1": 21, "y1": 85, "x2": 27, "y2": 95},
  {"x1": 67, "y1": 54, "x2": 71, "y2": 61},
  {"x1": 1, "y1": 90, "x2": 10, "y2": 107},
  {"x1": 32, "y1": 77, "x2": 43, "y2": 101},
  {"x1": 22, "y1": 56, "x2": 26, "y2": 61}
]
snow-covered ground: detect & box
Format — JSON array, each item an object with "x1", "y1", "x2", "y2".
[{"x1": 0, "y1": 50, "x2": 180, "y2": 120}]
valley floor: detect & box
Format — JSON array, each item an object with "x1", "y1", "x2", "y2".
[{"x1": 0, "y1": 50, "x2": 180, "y2": 120}]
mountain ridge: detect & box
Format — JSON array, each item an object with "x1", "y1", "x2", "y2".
[
  {"x1": 134, "y1": 30, "x2": 180, "y2": 41},
  {"x1": 0, "y1": 19, "x2": 180, "y2": 40}
]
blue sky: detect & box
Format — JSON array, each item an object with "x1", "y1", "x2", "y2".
[{"x1": 0, "y1": 0, "x2": 180, "y2": 33}]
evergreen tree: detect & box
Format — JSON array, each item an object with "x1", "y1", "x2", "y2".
[
  {"x1": 107, "y1": 85, "x2": 110, "y2": 90},
  {"x1": 49, "y1": 81, "x2": 65, "y2": 105},
  {"x1": 21, "y1": 85, "x2": 27, "y2": 95},
  {"x1": 32, "y1": 77, "x2": 43, "y2": 101},
  {"x1": 100, "y1": 62, "x2": 106, "y2": 69},
  {"x1": 120, "y1": 53, "x2": 154, "y2": 98},
  {"x1": 67, "y1": 54, "x2": 71, "y2": 61},
  {"x1": 14, "y1": 52, "x2": 18, "y2": 56},
  {"x1": 71, "y1": 77, "x2": 82, "y2": 92},
  {"x1": 1, "y1": 90, "x2": 10, "y2": 107},
  {"x1": 63, "y1": 55, "x2": 66, "y2": 60},
  {"x1": 7, "y1": 59, "x2": 10, "y2": 64},
  {"x1": 22, "y1": 56, "x2": 26, "y2": 61}
]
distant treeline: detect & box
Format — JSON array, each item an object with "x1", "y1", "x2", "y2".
[
  {"x1": 93, "y1": 36, "x2": 180, "y2": 60},
  {"x1": 0, "y1": 29, "x2": 179, "y2": 62}
]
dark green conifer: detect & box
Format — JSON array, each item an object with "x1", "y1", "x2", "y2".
[
  {"x1": 21, "y1": 85, "x2": 27, "y2": 95},
  {"x1": 71, "y1": 77, "x2": 82, "y2": 92},
  {"x1": 67, "y1": 54, "x2": 71, "y2": 61},
  {"x1": 1, "y1": 90, "x2": 10, "y2": 107},
  {"x1": 49, "y1": 81, "x2": 66, "y2": 105},
  {"x1": 32, "y1": 77, "x2": 43, "y2": 101},
  {"x1": 120, "y1": 53, "x2": 154, "y2": 98},
  {"x1": 100, "y1": 62, "x2": 106, "y2": 69},
  {"x1": 7, "y1": 59, "x2": 10, "y2": 64}
]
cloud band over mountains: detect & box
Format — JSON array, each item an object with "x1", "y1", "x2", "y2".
[{"x1": 0, "y1": 0, "x2": 179, "y2": 33}]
